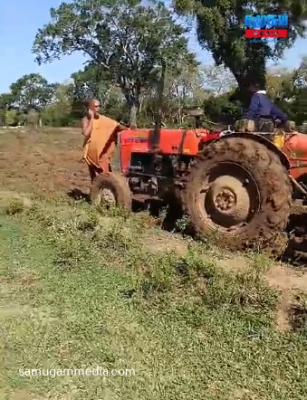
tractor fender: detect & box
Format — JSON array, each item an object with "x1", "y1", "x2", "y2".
[{"x1": 212, "y1": 132, "x2": 290, "y2": 171}]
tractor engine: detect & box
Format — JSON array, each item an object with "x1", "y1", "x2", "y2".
[
  {"x1": 117, "y1": 122, "x2": 216, "y2": 201},
  {"x1": 125, "y1": 152, "x2": 191, "y2": 200}
]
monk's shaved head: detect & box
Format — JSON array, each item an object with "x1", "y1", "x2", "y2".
[
  {"x1": 85, "y1": 98, "x2": 100, "y2": 107},
  {"x1": 84, "y1": 98, "x2": 100, "y2": 117}
]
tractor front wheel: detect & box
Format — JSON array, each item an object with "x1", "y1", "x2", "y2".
[
  {"x1": 181, "y1": 137, "x2": 292, "y2": 251},
  {"x1": 90, "y1": 172, "x2": 132, "y2": 211}
]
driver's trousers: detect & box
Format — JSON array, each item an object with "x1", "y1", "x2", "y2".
[
  {"x1": 256, "y1": 117, "x2": 274, "y2": 132},
  {"x1": 235, "y1": 117, "x2": 274, "y2": 133}
]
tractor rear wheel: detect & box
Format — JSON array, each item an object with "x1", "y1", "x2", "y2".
[
  {"x1": 181, "y1": 137, "x2": 292, "y2": 251},
  {"x1": 90, "y1": 172, "x2": 132, "y2": 211}
]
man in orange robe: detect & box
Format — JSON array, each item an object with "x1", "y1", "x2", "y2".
[{"x1": 81, "y1": 99, "x2": 127, "y2": 182}]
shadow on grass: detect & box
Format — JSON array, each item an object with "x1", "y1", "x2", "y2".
[
  {"x1": 281, "y1": 213, "x2": 307, "y2": 267},
  {"x1": 67, "y1": 186, "x2": 186, "y2": 233},
  {"x1": 67, "y1": 188, "x2": 91, "y2": 203}
]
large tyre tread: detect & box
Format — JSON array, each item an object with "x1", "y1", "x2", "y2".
[
  {"x1": 180, "y1": 137, "x2": 292, "y2": 251},
  {"x1": 90, "y1": 172, "x2": 132, "y2": 210}
]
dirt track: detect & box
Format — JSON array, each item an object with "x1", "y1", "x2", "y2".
[{"x1": 0, "y1": 127, "x2": 90, "y2": 197}]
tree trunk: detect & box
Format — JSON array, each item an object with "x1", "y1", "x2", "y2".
[
  {"x1": 231, "y1": 59, "x2": 267, "y2": 106},
  {"x1": 129, "y1": 104, "x2": 138, "y2": 128},
  {"x1": 121, "y1": 85, "x2": 140, "y2": 128}
]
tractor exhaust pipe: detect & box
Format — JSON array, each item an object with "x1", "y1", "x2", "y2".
[{"x1": 152, "y1": 58, "x2": 166, "y2": 154}]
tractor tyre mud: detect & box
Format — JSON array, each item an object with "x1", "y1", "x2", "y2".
[
  {"x1": 90, "y1": 172, "x2": 132, "y2": 211},
  {"x1": 181, "y1": 137, "x2": 292, "y2": 251}
]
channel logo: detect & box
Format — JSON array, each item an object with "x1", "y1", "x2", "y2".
[{"x1": 244, "y1": 14, "x2": 288, "y2": 42}]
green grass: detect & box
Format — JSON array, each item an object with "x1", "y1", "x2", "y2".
[{"x1": 0, "y1": 197, "x2": 307, "y2": 399}]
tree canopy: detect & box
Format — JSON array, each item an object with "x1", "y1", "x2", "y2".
[
  {"x1": 32, "y1": 0, "x2": 197, "y2": 125},
  {"x1": 0, "y1": 63, "x2": 304, "y2": 129},
  {"x1": 174, "y1": 0, "x2": 307, "y2": 90},
  {"x1": 9, "y1": 73, "x2": 55, "y2": 112},
  {"x1": 0, "y1": 1, "x2": 305, "y2": 129}
]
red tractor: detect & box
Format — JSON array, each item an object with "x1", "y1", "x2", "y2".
[
  {"x1": 88, "y1": 105, "x2": 307, "y2": 252},
  {"x1": 87, "y1": 56, "x2": 307, "y2": 252}
]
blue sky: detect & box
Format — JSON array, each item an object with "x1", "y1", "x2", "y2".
[{"x1": 0, "y1": 0, "x2": 306, "y2": 93}]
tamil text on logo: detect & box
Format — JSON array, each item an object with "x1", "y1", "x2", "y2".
[{"x1": 244, "y1": 14, "x2": 288, "y2": 42}]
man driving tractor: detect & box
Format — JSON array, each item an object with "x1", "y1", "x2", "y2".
[
  {"x1": 81, "y1": 98, "x2": 126, "y2": 182},
  {"x1": 245, "y1": 79, "x2": 288, "y2": 127},
  {"x1": 236, "y1": 78, "x2": 290, "y2": 132}
]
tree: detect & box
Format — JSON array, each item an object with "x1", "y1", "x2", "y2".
[
  {"x1": 0, "y1": 93, "x2": 16, "y2": 125},
  {"x1": 201, "y1": 65, "x2": 237, "y2": 96},
  {"x1": 71, "y1": 65, "x2": 113, "y2": 103},
  {"x1": 9, "y1": 73, "x2": 55, "y2": 112},
  {"x1": 71, "y1": 64, "x2": 125, "y2": 114},
  {"x1": 174, "y1": 0, "x2": 306, "y2": 91},
  {"x1": 297, "y1": 56, "x2": 307, "y2": 88},
  {"x1": 42, "y1": 83, "x2": 75, "y2": 126},
  {"x1": 295, "y1": 57, "x2": 307, "y2": 124},
  {"x1": 32, "y1": 0, "x2": 197, "y2": 126},
  {"x1": 4, "y1": 109, "x2": 18, "y2": 126},
  {"x1": 69, "y1": 64, "x2": 128, "y2": 122},
  {"x1": 0, "y1": 93, "x2": 15, "y2": 109},
  {"x1": 265, "y1": 67, "x2": 294, "y2": 99},
  {"x1": 203, "y1": 92, "x2": 241, "y2": 126},
  {"x1": 140, "y1": 60, "x2": 210, "y2": 125},
  {"x1": 263, "y1": 61, "x2": 307, "y2": 125}
]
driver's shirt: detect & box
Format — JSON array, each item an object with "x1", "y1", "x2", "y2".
[{"x1": 244, "y1": 90, "x2": 288, "y2": 123}]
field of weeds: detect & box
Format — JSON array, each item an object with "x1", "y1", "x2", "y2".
[{"x1": 1, "y1": 128, "x2": 307, "y2": 400}]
